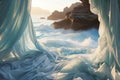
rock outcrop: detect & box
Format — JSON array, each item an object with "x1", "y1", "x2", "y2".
[
  {"x1": 47, "y1": 2, "x2": 80, "y2": 20},
  {"x1": 52, "y1": 0, "x2": 99, "y2": 30}
]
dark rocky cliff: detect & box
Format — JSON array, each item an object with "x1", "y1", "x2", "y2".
[
  {"x1": 47, "y1": 2, "x2": 80, "y2": 20},
  {"x1": 51, "y1": 0, "x2": 99, "y2": 30}
]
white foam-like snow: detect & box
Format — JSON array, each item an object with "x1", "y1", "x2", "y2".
[{"x1": 33, "y1": 21, "x2": 99, "y2": 57}]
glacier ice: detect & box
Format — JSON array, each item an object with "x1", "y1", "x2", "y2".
[
  {"x1": 0, "y1": 0, "x2": 120, "y2": 80},
  {"x1": 89, "y1": 0, "x2": 120, "y2": 79}
]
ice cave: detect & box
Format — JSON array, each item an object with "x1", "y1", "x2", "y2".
[{"x1": 0, "y1": 0, "x2": 120, "y2": 80}]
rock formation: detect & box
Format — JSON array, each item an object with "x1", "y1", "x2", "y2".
[
  {"x1": 47, "y1": 2, "x2": 80, "y2": 20},
  {"x1": 52, "y1": 0, "x2": 99, "y2": 30}
]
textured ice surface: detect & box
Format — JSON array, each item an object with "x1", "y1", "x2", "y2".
[{"x1": 0, "y1": 0, "x2": 120, "y2": 80}]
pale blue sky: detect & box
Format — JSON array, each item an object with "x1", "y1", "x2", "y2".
[{"x1": 32, "y1": 0, "x2": 80, "y2": 12}]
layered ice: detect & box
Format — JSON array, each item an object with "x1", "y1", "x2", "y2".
[
  {"x1": 89, "y1": 0, "x2": 120, "y2": 79},
  {"x1": 0, "y1": 0, "x2": 120, "y2": 80}
]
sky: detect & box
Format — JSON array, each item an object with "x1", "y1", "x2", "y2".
[{"x1": 32, "y1": 0, "x2": 80, "y2": 12}]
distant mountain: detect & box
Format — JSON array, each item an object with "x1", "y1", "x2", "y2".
[{"x1": 31, "y1": 7, "x2": 50, "y2": 15}]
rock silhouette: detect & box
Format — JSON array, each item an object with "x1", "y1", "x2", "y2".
[
  {"x1": 47, "y1": 2, "x2": 80, "y2": 20},
  {"x1": 50, "y1": 0, "x2": 99, "y2": 30}
]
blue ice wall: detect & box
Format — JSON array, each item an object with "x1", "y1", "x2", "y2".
[
  {"x1": 0, "y1": 1, "x2": 55, "y2": 79},
  {"x1": 0, "y1": 0, "x2": 45, "y2": 60},
  {"x1": 90, "y1": 0, "x2": 120, "y2": 79},
  {"x1": 0, "y1": 0, "x2": 120, "y2": 80}
]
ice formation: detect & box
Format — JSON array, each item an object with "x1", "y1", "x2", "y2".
[
  {"x1": 89, "y1": 0, "x2": 120, "y2": 79},
  {"x1": 0, "y1": 0, "x2": 120, "y2": 80}
]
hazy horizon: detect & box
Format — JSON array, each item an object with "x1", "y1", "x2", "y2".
[
  {"x1": 31, "y1": 7, "x2": 50, "y2": 15},
  {"x1": 32, "y1": 0, "x2": 80, "y2": 12}
]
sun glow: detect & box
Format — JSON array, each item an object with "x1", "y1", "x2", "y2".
[{"x1": 32, "y1": 0, "x2": 80, "y2": 12}]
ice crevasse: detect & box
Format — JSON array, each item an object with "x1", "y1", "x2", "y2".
[{"x1": 0, "y1": 0, "x2": 120, "y2": 80}]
